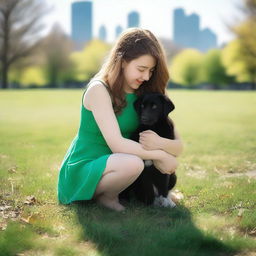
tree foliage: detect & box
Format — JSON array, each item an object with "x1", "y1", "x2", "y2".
[
  {"x1": 169, "y1": 49, "x2": 203, "y2": 87},
  {"x1": 230, "y1": 0, "x2": 256, "y2": 88},
  {"x1": 71, "y1": 39, "x2": 110, "y2": 82},
  {"x1": 202, "y1": 49, "x2": 235, "y2": 88},
  {"x1": 222, "y1": 39, "x2": 250, "y2": 82},
  {"x1": 0, "y1": 0, "x2": 48, "y2": 89},
  {"x1": 19, "y1": 66, "x2": 46, "y2": 87},
  {"x1": 41, "y1": 24, "x2": 74, "y2": 87}
]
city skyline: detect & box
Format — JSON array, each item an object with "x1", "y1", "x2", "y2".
[
  {"x1": 71, "y1": 4, "x2": 218, "y2": 52},
  {"x1": 173, "y1": 8, "x2": 217, "y2": 51},
  {"x1": 44, "y1": 0, "x2": 244, "y2": 45}
]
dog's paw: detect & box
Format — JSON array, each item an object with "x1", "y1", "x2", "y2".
[
  {"x1": 144, "y1": 160, "x2": 153, "y2": 167},
  {"x1": 153, "y1": 195, "x2": 176, "y2": 208}
]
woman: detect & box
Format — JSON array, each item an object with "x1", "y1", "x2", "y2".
[{"x1": 58, "y1": 28, "x2": 183, "y2": 211}]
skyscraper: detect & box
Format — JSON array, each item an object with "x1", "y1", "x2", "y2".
[
  {"x1": 115, "y1": 25, "x2": 123, "y2": 38},
  {"x1": 173, "y1": 8, "x2": 217, "y2": 52},
  {"x1": 99, "y1": 25, "x2": 107, "y2": 41},
  {"x1": 127, "y1": 11, "x2": 140, "y2": 28},
  {"x1": 199, "y1": 28, "x2": 217, "y2": 52},
  {"x1": 173, "y1": 9, "x2": 187, "y2": 47},
  {"x1": 71, "y1": 1, "x2": 92, "y2": 49}
]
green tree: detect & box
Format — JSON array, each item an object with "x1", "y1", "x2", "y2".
[
  {"x1": 230, "y1": 0, "x2": 256, "y2": 89},
  {"x1": 222, "y1": 39, "x2": 251, "y2": 83},
  {"x1": 0, "y1": 0, "x2": 47, "y2": 89},
  {"x1": 71, "y1": 39, "x2": 110, "y2": 82},
  {"x1": 202, "y1": 49, "x2": 235, "y2": 89},
  {"x1": 41, "y1": 24, "x2": 74, "y2": 87},
  {"x1": 19, "y1": 66, "x2": 46, "y2": 87},
  {"x1": 169, "y1": 49, "x2": 203, "y2": 87}
]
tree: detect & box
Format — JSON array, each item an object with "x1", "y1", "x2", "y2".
[
  {"x1": 71, "y1": 39, "x2": 110, "y2": 82},
  {"x1": 19, "y1": 66, "x2": 46, "y2": 87},
  {"x1": 202, "y1": 49, "x2": 235, "y2": 88},
  {"x1": 0, "y1": 0, "x2": 47, "y2": 89},
  {"x1": 169, "y1": 49, "x2": 203, "y2": 87},
  {"x1": 41, "y1": 24, "x2": 74, "y2": 87},
  {"x1": 231, "y1": 0, "x2": 256, "y2": 89},
  {"x1": 222, "y1": 39, "x2": 251, "y2": 83}
]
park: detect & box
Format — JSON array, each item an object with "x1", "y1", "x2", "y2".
[
  {"x1": 0, "y1": 89, "x2": 255, "y2": 255},
  {"x1": 1, "y1": 0, "x2": 256, "y2": 255}
]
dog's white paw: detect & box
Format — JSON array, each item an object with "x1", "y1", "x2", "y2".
[
  {"x1": 144, "y1": 160, "x2": 153, "y2": 167},
  {"x1": 153, "y1": 195, "x2": 176, "y2": 208}
]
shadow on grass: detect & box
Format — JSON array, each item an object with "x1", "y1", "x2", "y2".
[{"x1": 71, "y1": 201, "x2": 238, "y2": 256}]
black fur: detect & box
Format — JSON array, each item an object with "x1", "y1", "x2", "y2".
[{"x1": 119, "y1": 92, "x2": 177, "y2": 205}]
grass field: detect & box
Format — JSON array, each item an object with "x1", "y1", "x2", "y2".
[{"x1": 0, "y1": 89, "x2": 256, "y2": 256}]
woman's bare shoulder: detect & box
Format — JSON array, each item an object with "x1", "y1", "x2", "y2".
[{"x1": 83, "y1": 81, "x2": 111, "y2": 110}]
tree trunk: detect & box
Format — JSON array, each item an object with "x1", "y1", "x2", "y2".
[
  {"x1": 1, "y1": 64, "x2": 9, "y2": 89},
  {"x1": 1, "y1": 3, "x2": 10, "y2": 89},
  {"x1": 0, "y1": 0, "x2": 47, "y2": 89}
]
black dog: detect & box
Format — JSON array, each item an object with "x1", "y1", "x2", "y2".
[{"x1": 119, "y1": 93, "x2": 177, "y2": 207}]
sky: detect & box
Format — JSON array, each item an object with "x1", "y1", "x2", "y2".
[{"x1": 43, "y1": 0, "x2": 245, "y2": 46}]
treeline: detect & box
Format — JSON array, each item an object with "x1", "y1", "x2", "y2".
[{"x1": 0, "y1": 0, "x2": 255, "y2": 89}]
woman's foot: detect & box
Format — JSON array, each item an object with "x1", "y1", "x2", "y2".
[{"x1": 96, "y1": 194, "x2": 125, "y2": 212}]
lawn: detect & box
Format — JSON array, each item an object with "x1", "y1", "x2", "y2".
[{"x1": 0, "y1": 89, "x2": 255, "y2": 256}]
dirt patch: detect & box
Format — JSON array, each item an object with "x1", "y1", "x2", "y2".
[
  {"x1": 186, "y1": 169, "x2": 207, "y2": 179},
  {"x1": 221, "y1": 170, "x2": 256, "y2": 179}
]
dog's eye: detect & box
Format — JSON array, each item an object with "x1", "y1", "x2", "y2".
[{"x1": 152, "y1": 104, "x2": 157, "y2": 109}]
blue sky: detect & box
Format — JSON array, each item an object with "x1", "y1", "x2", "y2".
[{"x1": 44, "y1": 0, "x2": 244, "y2": 45}]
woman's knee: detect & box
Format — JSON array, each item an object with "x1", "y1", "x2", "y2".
[
  {"x1": 126, "y1": 154, "x2": 144, "y2": 174},
  {"x1": 107, "y1": 153, "x2": 144, "y2": 175}
]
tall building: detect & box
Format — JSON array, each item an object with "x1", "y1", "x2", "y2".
[
  {"x1": 173, "y1": 9, "x2": 187, "y2": 47},
  {"x1": 99, "y1": 25, "x2": 107, "y2": 41},
  {"x1": 71, "y1": 1, "x2": 92, "y2": 49},
  {"x1": 173, "y1": 8, "x2": 217, "y2": 52},
  {"x1": 127, "y1": 11, "x2": 140, "y2": 28},
  {"x1": 115, "y1": 25, "x2": 123, "y2": 38},
  {"x1": 187, "y1": 14, "x2": 200, "y2": 49},
  {"x1": 199, "y1": 28, "x2": 217, "y2": 52}
]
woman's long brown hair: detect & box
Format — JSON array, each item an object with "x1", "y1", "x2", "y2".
[{"x1": 94, "y1": 28, "x2": 170, "y2": 114}]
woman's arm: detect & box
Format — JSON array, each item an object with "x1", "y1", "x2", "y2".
[
  {"x1": 139, "y1": 127, "x2": 184, "y2": 157},
  {"x1": 84, "y1": 83, "x2": 169, "y2": 163}
]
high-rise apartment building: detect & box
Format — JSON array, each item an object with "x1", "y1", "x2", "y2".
[
  {"x1": 71, "y1": 1, "x2": 92, "y2": 49},
  {"x1": 115, "y1": 25, "x2": 123, "y2": 38},
  {"x1": 99, "y1": 25, "x2": 107, "y2": 41},
  {"x1": 127, "y1": 11, "x2": 140, "y2": 28},
  {"x1": 173, "y1": 8, "x2": 217, "y2": 52}
]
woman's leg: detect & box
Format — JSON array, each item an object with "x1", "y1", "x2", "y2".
[{"x1": 94, "y1": 153, "x2": 144, "y2": 211}]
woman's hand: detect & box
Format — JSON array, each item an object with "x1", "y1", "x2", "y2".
[
  {"x1": 153, "y1": 151, "x2": 178, "y2": 175},
  {"x1": 140, "y1": 128, "x2": 184, "y2": 157},
  {"x1": 139, "y1": 130, "x2": 161, "y2": 150}
]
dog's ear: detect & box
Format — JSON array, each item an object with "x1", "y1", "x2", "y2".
[
  {"x1": 133, "y1": 95, "x2": 144, "y2": 114},
  {"x1": 160, "y1": 95, "x2": 175, "y2": 116}
]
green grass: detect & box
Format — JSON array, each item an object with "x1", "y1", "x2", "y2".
[{"x1": 0, "y1": 89, "x2": 256, "y2": 255}]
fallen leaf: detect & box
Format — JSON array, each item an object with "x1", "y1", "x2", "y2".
[
  {"x1": 237, "y1": 208, "x2": 245, "y2": 217},
  {"x1": 20, "y1": 213, "x2": 40, "y2": 224},
  {"x1": 0, "y1": 222, "x2": 7, "y2": 231},
  {"x1": 249, "y1": 228, "x2": 256, "y2": 235},
  {"x1": 219, "y1": 194, "x2": 231, "y2": 199},
  {"x1": 24, "y1": 195, "x2": 36, "y2": 205},
  {"x1": 0, "y1": 205, "x2": 12, "y2": 211},
  {"x1": 8, "y1": 166, "x2": 17, "y2": 174}
]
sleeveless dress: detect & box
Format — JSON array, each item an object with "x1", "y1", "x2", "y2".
[{"x1": 57, "y1": 81, "x2": 139, "y2": 204}]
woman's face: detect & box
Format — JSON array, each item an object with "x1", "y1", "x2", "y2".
[{"x1": 122, "y1": 54, "x2": 156, "y2": 93}]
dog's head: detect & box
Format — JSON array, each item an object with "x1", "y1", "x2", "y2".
[{"x1": 134, "y1": 93, "x2": 175, "y2": 126}]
